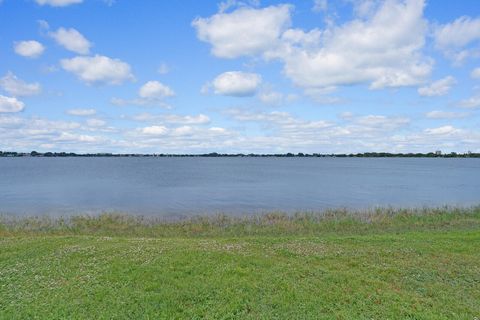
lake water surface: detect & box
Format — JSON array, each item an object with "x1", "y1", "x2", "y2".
[{"x1": 0, "y1": 157, "x2": 479, "y2": 216}]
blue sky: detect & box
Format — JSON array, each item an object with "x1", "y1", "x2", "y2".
[{"x1": 1, "y1": 0, "x2": 479, "y2": 153}]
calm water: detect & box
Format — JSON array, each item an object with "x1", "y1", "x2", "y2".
[{"x1": 0, "y1": 157, "x2": 479, "y2": 216}]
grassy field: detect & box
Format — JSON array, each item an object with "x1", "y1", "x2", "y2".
[{"x1": 1, "y1": 207, "x2": 480, "y2": 319}]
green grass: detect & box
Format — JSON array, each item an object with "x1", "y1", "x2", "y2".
[{"x1": 1, "y1": 207, "x2": 480, "y2": 319}]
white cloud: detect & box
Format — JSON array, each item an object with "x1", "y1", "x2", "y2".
[
  {"x1": 258, "y1": 90, "x2": 284, "y2": 105},
  {"x1": 60, "y1": 55, "x2": 134, "y2": 85},
  {"x1": 312, "y1": 0, "x2": 327, "y2": 13},
  {"x1": 303, "y1": 87, "x2": 342, "y2": 104},
  {"x1": 353, "y1": 115, "x2": 410, "y2": 131},
  {"x1": 0, "y1": 114, "x2": 117, "y2": 152},
  {"x1": 171, "y1": 125, "x2": 195, "y2": 136},
  {"x1": 112, "y1": 81, "x2": 175, "y2": 108},
  {"x1": 130, "y1": 125, "x2": 233, "y2": 150},
  {"x1": 13, "y1": 40, "x2": 45, "y2": 58},
  {"x1": 0, "y1": 95, "x2": 25, "y2": 113},
  {"x1": 417, "y1": 76, "x2": 456, "y2": 97},
  {"x1": 458, "y1": 97, "x2": 480, "y2": 109},
  {"x1": 209, "y1": 71, "x2": 262, "y2": 97},
  {"x1": 35, "y1": 0, "x2": 82, "y2": 7},
  {"x1": 67, "y1": 108, "x2": 97, "y2": 116},
  {"x1": 350, "y1": 0, "x2": 383, "y2": 18},
  {"x1": 257, "y1": 88, "x2": 297, "y2": 106},
  {"x1": 224, "y1": 109, "x2": 417, "y2": 152},
  {"x1": 433, "y1": 16, "x2": 480, "y2": 63},
  {"x1": 2, "y1": 108, "x2": 478, "y2": 153},
  {"x1": 471, "y1": 68, "x2": 480, "y2": 79},
  {"x1": 139, "y1": 81, "x2": 175, "y2": 99},
  {"x1": 0, "y1": 72, "x2": 41, "y2": 97},
  {"x1": 110, "y1": 98, "x2": 172, "y2": 108},
  {"x1": 54, "y1": 132, "x2": 104, "y2": 143},
  {"x1": 434, "y1": 16, "x2": 480, "y2": 49},
  {"x1": 50, "y1": 27, "x2": 91, "y2": 54},
  {"x1": 425, "y1": 110, "x2": 468, "y2": 119},
  {"x1": 163, "y1": 114, "x2": 210, "y2": 125},
  {"x1": 141, "y1": 125, "x2": 168, "y2": 135},
  {"x1": 86, "y1": 118, "x2": 106, "y2": 127},
  {"x1": 424, "y1": 125, "x2": 460, "y2": 136},
  {"x1": 194, "y1": 1, "x2": 431, "y2": 90},
  {"x1": 192, "y1": 4, "x2": 292, "y2": 58},
  {"x1": 272, "y1": 0, "x2": 431, "y2": 89},
  {"x1": 225, "y1": 108, "x2": 334, "y2": 133},
  {"x1": 130, "y1": 113, "x2": 210, "y2": 125}
]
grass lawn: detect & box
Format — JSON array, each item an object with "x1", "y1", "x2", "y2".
[{"x1": 1, "y1": 208, "x2": 479, "y2": 319}]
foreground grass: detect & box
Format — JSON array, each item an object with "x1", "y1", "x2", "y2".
[{"x1": 1, "y1": 208, "x2": 480, "y2": 319}]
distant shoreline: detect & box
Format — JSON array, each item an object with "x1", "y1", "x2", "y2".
[{"x1": 1, "y1": 151, "x2": 479, "y2": 158}]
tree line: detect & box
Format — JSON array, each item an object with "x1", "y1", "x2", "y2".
[{"x1": 0, "y1": 151, "x2": 479, "y2": 158}]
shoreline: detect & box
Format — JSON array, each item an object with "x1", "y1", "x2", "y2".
[{"x1": 2, "y1": 206, "x2": 479, "y2": 237}]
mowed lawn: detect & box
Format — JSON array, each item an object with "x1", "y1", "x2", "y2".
[{"x1": 1, "y1": 211, "x2": 480, "y2": 319}]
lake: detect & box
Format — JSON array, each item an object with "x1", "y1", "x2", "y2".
[{"x1": 0, "y1": 157, "x2": 479, "y2": 216}]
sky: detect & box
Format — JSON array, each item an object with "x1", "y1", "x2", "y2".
[{"x1": 1, "y1": 0, "x2": 480, "y2": 154}]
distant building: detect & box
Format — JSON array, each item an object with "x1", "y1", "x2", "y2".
[{"x1": 435, "y1": 150, "x2": 442, "y2": 155}]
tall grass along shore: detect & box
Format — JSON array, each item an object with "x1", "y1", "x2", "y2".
[{"x1": 1, "y1": 207, "x2": 479, "y2": 318}]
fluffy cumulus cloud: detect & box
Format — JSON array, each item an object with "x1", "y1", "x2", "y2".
[
  {"x1": 35, "y1": 0, "x2": 82, "y2": 6},
  {"x1": 194, "y1": 0, "x2": 431, "y2": 90},
  {"x1": 192, "y1": 4, "x2": 292, "y2": 58},
  {"x1": 139, "y1": 81, "x2": 175, "y2": 99},
  {"x1": 13, "y1": 40, "x2": 45, "y2": 58},
  {"x1": 209, "y1": 71, "x2": 262, "y2": 96},
  {"x1": 417, "y1": 76, "x2": 456, "y2": 97},
  {"x1": 0, "y1": 95, "x2": 25, "y2": 113},
  {"x1": 434, "y1": 16, "x2": 480, "y2": 62},
  {"x1": 67, "y1": 108, "x2": 97, "y2": 116},
  {"x1": 112, "y1": 81, "x2": 175, "y2": 108},
  {"x1": 275, "y1": 0, "x2": 431, "y2": 89},
  {"x1": 49, "y1": 27, "x2": 91, "y2": 54},
  {"x1": 0, "y1": 72, "x2": 41, "y2": 97},
  {"x1": 60, "y1": 55, "x2": 134, "y2": 85}
]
